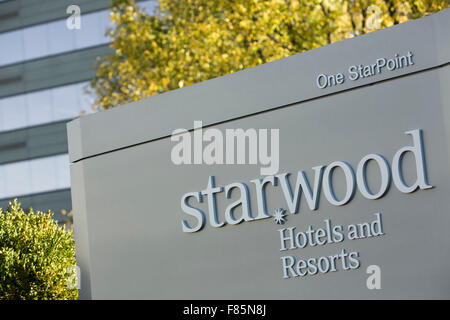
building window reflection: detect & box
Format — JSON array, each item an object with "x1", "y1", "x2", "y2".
[
  {"x1": 0, "y1": 154, "x2": 70, "y2": 200},
  {"x1": 0, "y1": 81, "x2": 94, "y2": 132},
  {"x1": 0, "y1": 1, "x2": 157, "y2": 67}
]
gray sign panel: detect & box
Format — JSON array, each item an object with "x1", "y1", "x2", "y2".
[{"x1": 68, "y1": 9, "x2": 450, "y2": 299}]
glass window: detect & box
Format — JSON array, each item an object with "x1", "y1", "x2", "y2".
[
  {"x1": 96, "y1": 10, "x2": 112, "y2": 43},
  {"x1": 74, "y1": 82, "x2": 95, "y2": 115},
  {"x1": 30, "y1": 157, "x2": 57, "y2": 193},
  {"x1": 56, "y1": 154, "x2": 71, "y2": 189},
  {"x1": 48, "y1": 19, "x2": 75, "y2": 55},
  {"x1": 0, "y1": 166, "x2": 6, "y2": 198},
  {"x1": 0, "y1": 99, "x2": 4, "y2": 132},
  {"x1": 0, "y1": 1, "x2": 156, "y2": 67},
  {"x1": 4, "y1": 160, "x2": 31, "y2": 199},
  {"x1": 23, "y1": 24, "x2": 49, "y2": 61},
  {"x1": 0, "y1": 154, "x2": 70, "y2": 200},
  {"x1": 52, "y1": 83, "x2": 79, "y2": 121},
  {"x1": 75, "y1": 11, "x2": 102, "y2": 48},
  {"x1": 0, "y1": 29, "x2": 24, "y2": 66},
  {"x1": 26, "y1": 89, "x2": 52, "y2": 126},
  {"x1": 0, "y1": 81, "x2": 93, "y2": 132},
  {"x1": 1, "y1": 95, "x2": 27, "y2": 131}
]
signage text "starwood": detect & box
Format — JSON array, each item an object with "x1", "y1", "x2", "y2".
[{"x1": 181, "y1": 129, "x2": 433, "y2": 232}]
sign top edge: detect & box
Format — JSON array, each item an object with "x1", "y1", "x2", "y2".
[{"x1": 67, "y1": 8, "x2": 450, "y2": 163}]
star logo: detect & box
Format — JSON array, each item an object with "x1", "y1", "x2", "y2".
[{"x1": 273, "y1": 208, "x2": 287, "y2": 224}]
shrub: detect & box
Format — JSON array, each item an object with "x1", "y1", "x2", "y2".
[{"x1": 0, "y1": 199, "x2": 78, "y2": 300}]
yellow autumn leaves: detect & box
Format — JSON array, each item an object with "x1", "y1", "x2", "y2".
[{"x1": 90, "y1": 0, "x2": 448, "y2": 110}]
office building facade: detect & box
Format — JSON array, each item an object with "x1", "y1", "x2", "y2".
[{"x1": 0, "y1": 0, "x2": 156, "y2": 220}]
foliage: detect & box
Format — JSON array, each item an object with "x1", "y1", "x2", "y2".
[
  {"x1": 90, "y1": 0, "x2": 449, "y2": 110},
  {"x1": 0, "y1": 200, "x2": 78, "y2": 300},
  {"x1": 61, "y1": 209, "x2": 74, "y2": 231}
]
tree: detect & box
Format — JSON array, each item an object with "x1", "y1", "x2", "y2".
[
  {"x1": 0, "y1": 200, "x2": 78, "y2": 300},
  {"x1": 90, "y1": 0, "x2": 448, "y2": 110}
]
